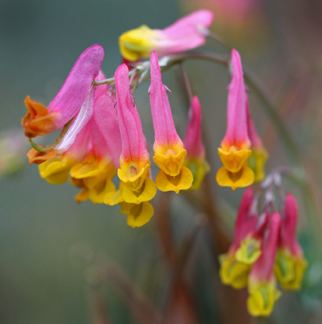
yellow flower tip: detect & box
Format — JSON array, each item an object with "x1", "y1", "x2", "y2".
[
  {"x1": 120, "y1": 176, "x2": 157, "y2": 204},
  {"x1": 117, "y1": 159, "x2": 150, "y2": 187},
  {"x1": 275, "y1": 249, "x2": 308, "y2": 290},
  {"x1": 155, "y1": 166, "x2": 193, "y2": 193},
  {"x1": 218, "y1": 145, "x2": 252, "y2": 173},
  {"x1": 216, "y1": 165, "x2": 255, "y2": 190},
  {"x1": 121, "y1": 202, "x2": 154, "y2": 228},
  {"x1": 119, "y1": 25, "x2": 157, "y2": 61},
  {"x1": 39, "y1": 155, "x2": 74, "y2": 184},
  {"x1": 219, "y1": 253, "x2": 250, "y2": 289},
  {"x1": 186, "y1": 158, "x2": 210, "y2": 190},
  {"x1": 235, "y1": 237, "x2": 261, "y2": 265},
  {"x1": 247, "y1": 279, "x2": 281, "y2": 317},
  {"x1": 249, "y1": 148, "x2": 268, "y2": 183},
  {"x1": 153, "y1": 144, "x2": 187, "y2": 177}
]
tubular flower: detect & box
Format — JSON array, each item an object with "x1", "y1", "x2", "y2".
[
  {"x1": 36, "y1": 72, "x2": 122, "y2": 205},
  {"x1": 119, "y1": 10, "x2": 214, "y2": 62},
  {"x1": 22, "y1": 44, "x2": 104, "y2": 138},
  {"x1": 216, "y1": 49, "x2": 254, "y2": 190},
  {"x1": 247, "y1": 213, "x2": 281, "y2": 317},
  {"x1": 114, "y1": 64, "x2": 157, "y2": 227},
  {"x1": 220, "y1": 188, "x2": 262, "y2": 289},
  {"x1": 275, "y1": 194, "x2": 307, "y2": 290},
  {"x1": 247, "y1": 102, "x2": 268, "y2": 182},
  {"x1": 149, "y1": 51, "x2": 193, "y2": 193},
  {"x1": 184, "y1": 96, "x2": 209, "y2": 189}
]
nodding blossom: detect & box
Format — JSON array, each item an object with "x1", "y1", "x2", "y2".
[
  {"x1": 275, "y1": 193, "x2": 307, "y2": 290},
  {"x1": 114, "y1": 63, "x2": 157, "y2": 227},
  {"x1": 149, "y1": 51, "x2": 193, "y2": 193},
  {"x1": 184, "y1": 96, "x2": 210, "y2": 189},
  {"x1": 216, "y1": 49, "x2": 255, "y2": 190},
  {"x1": 119, "y1": 10, "x2": 214, "y2": 62}
]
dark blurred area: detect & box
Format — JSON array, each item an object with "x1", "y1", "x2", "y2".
[{"x1": 0, "y1": 0, "x2": 322, "y2": 323}]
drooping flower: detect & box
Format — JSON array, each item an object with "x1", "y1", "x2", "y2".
[
  {"x1": 114, "y1": 63, "x2": 157, "y2": 227},
  {"x1": 184, "y1": 96, "x2": 209, "y2": 189},
  {"x1": 119, "y1": 10, "x2": 214, "y2": 62},
  {"x1": 275, "y1": 193, "x2": 307, "y2": 290},
  {"x1": 22, "y1": 44, "x2": 104, "y2": 138},
  {"x1": 216, "y1": 49, "x2": 254, "y2": 190},
  {"x1": 149, "y1": 51, "x2": 193, "y2": 193},
  {"x1": 220, "y1": 188, "x2": 263, "y2": 289},
  {"x1": 247, "y1": 102, "x2": 268, "y2": 182},
  {"x1": 247, "y1": 213, "x2": 281, "y2": 317},
  {"x1": 36, "y1": 72, "x2": 122, "y2": 206}
]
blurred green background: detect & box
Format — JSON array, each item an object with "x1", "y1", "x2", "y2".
[{"x1": 1, "y1": 0, "x2": 322, "y2": 323}]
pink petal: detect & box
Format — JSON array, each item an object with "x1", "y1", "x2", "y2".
[
  {"x1": 149, "y1": 51, "x2": 181, "y2": 147},
  {"x1": 223, "y1": 49, "x2": 249, "y2": 147},
  {"x1": 48, "y1": 44, "x2": 104, "y2": 127},
  {"x1": 251, "y1": 213, "x2": 281, "y2": 281},
  {"x1": 159, "y1": 10, "x2": 214, "y2": 54},
  {"x1": 184, "y1": 96, "x2": 205, "y2": 158},
  {"x1": 114, "y1": 64, "x2": 148, "y2": 161}
]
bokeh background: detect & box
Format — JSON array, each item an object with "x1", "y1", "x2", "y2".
[{"x1": 1, "y1": 0, "x2": 322, "y2": 323}]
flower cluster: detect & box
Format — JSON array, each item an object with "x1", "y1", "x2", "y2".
[
  {"x1": 22, "y1": 39, "x2": 210, "y2": 227},
  {"x1": 220, "y1": 175, "x2": 307, "y2": 317},
  {"x1": 21, "y1": 10, "x2": 269, "y2": 227}
]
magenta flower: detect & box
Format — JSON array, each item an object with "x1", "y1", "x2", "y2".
[
  {"x1": 275, "y1": 193, "x2": 307, "y2": 290},
  {"x1": 114, "y1": 63, "x2": 157, "y2": 227},
  {"x1": 149, "y1": 51, "x2": 193, "y2": 193},
  {"x1": 216, "y1": 49, "x2": 254, "y2": 189},
  {"x1": 247, "y1": 213, "x2": 281, "y2": 317},
  {"x1": 184, "y1": 96, "x2": 209, "y2": 189},
  {"x1": 38, "y1": 71, "x2": 122, "y2": 206}
]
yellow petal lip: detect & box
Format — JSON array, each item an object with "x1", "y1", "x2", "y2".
[
  {"x1": 155, "y1": 166, "x2": 193, "y2": 193},
  {"x1": 218, "y1": 145, "x2": 252, "y2": 173},
  {"x1": 117, "y1": 159, "x2": 150, "y2": 184},
  {"x1": 120, "y1": 177, "x2": 157, "y2": 204},
  {"x1": 39, "y1": 155, "x2": 74, "y2": 184},
  {"x1": 70, "y1": 156, "x2": 118, "y2": 205},
  {"x1": 247, "y1": 279, "x2": 280, "y2": 317},
  {"x1": 121, "y1": 202, "x2": 154, "y2": 228},
  {"x1": 219, "y1": 253, "x2": 250, "y2": 289},
  {"x1": 274, "y1": 248, "x2": 307, "y2": 290},
  {"x1": 216, "y1": 166, "x2": 255, "y2": 190},
  {"x1": 235, "y1": 237, "x2": 261, "y2": 265},
  {"x1": 119, "y1": 25, "x2": 159, "y2": 61},
  {"x1": 153, "y1": 143, "x2": 187, "y2": 177}
]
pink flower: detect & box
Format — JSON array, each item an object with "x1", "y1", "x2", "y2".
[
  {"x1": 38, "y1": 72, "x2": 122, "y2": 205},
  {"x1": 22, "y1": 44, "x2": 104, "y2": 138},
  {"x1": 247, "y1": 213, "x2": 281, "y2": 317},
  {"x1": 275, "y1": 194, "x2": 307, "y2": 290},
  {"x1": 149, "y1": 51, "x2": 193, "y2": 193},
  {"x1": 219, "y1": 189, "x2": 263, "y2": 289},
  {"x1": 216, "y1": 49, "x2": 254, "y2": 189},
  {"x1": 114, "y1": 63, "x2": 157, "y2": 227},
  {"x1": 119, "y1": 10, "x2": 214, "y2": 61},
  {"x1": 184, "y1": 96, "x2": 209, "y2": 189}
]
